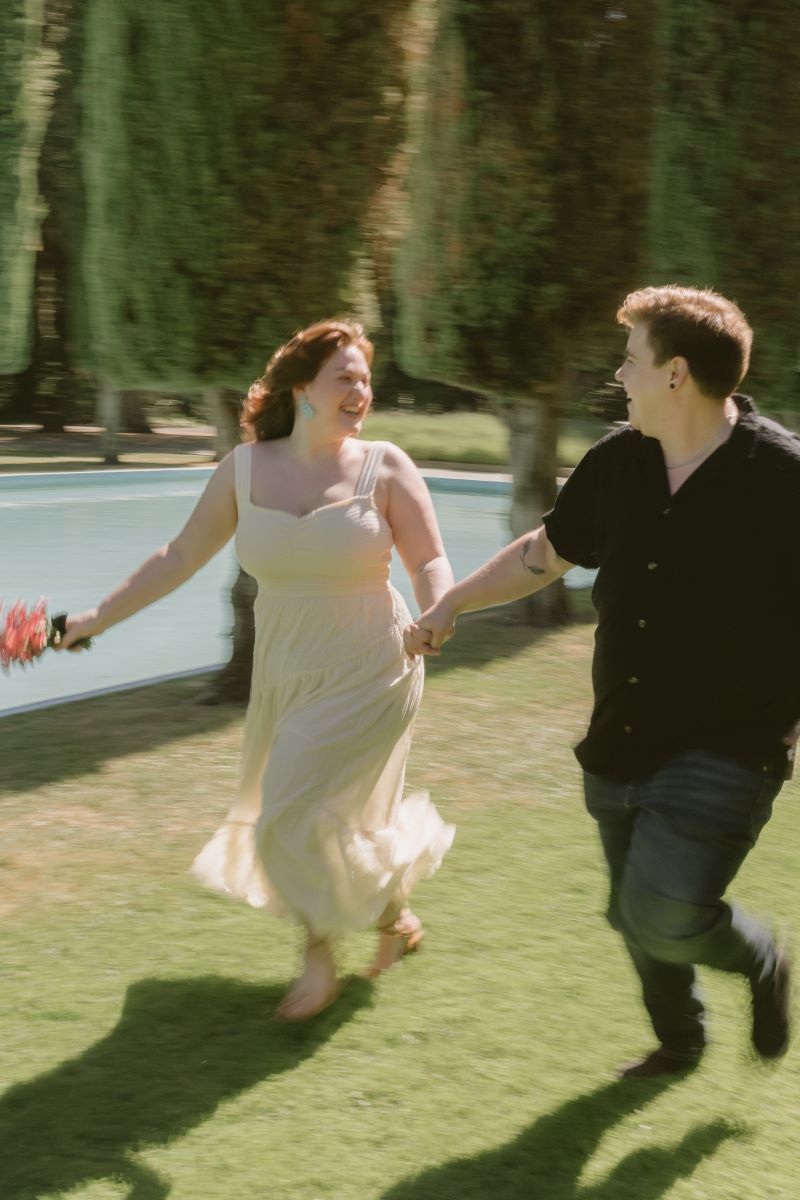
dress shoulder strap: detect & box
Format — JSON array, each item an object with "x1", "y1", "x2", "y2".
[
  {"x1": 233, "y1": 443, "x2": 252, "y2": 512},
  {"x1": 356, "y1": 441, "x2": 387, "y2": 497}
]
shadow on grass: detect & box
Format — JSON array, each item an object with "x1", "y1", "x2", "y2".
[
  {"x1": 2, "y1": 594, "x2": 597, "y2": 793},
  {"x1": 381, "y1": 1078, "x2": 739, "y2": 1200},
  {"x1": 424, "y1": 589, "x2": 596, "y2": 680},
  {"x1": 0, "y1": 973, "x2": 373, "y2": 1200},
  {"x1": 0, "y1": 677, "x2": 240, "y2": 795}
]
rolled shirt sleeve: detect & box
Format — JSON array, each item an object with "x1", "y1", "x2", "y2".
[{"x1": 542, "y1": 445, "x2": 600, "y2": 570}]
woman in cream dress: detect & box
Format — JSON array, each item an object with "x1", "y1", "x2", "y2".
[{"x1": 61, "y1": 320, "x2": 455, "y2": 1020}]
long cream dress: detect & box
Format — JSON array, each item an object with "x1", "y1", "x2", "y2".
[{"x1": 191, "y1": 440, "x2": 454, "y2": 938}]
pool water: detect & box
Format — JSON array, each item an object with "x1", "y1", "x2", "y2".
[{"x1": 1, "y1": 467, "x2": 593, "y2": 715}]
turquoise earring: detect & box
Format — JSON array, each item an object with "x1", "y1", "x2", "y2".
[{"x1": 299, "y1": 393, "x2": 315, "y2": 420}]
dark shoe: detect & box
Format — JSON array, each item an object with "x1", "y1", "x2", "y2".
[
  {"x1": 751, "y1": 950, "x2": 792, "y2": 1059},
  {"x1": 616, "y1": 1047, "x2": 702, "y2": 1080}
]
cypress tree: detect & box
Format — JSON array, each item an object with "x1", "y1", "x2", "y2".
[
  {"x1": 0, "y1": 0, "x2": 51, "y2": 377},
  {"x1": 650, "y1": 0, "x2": 800, "y2": 414},
  {"x1": 396, "y1": 1, "x2": 654, "y2": 619},
  {"x1": 7, "y1": 0, "x2": 88, "y2": 429},
  {"x1": 79, "y1": 0, "x2": 410, "y2": 392}
]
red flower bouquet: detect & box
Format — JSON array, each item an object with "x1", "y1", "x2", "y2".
[{"x1": 0, "y1": 602, "x2": 92, "y2": 672}]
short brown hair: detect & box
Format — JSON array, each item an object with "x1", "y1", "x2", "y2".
[
  {"x1": 242, "y1": 319, "x2": 374, "y2": 442},
  {"x1": 617, "y1": 285, "x2": 752, "y2": 400}
]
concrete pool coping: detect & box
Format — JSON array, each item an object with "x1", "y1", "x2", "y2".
[{"x1": 0, "y1": 464, "x2": 515, "y2": 495}]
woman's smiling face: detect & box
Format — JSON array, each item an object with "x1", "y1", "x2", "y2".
[{"x1": 300, "y1": 344, "x2": 373, "y2": 435}]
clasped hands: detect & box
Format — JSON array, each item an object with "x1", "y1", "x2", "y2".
[{"x1": 402, "y1": 598, "x2": 458, "y2": 658}]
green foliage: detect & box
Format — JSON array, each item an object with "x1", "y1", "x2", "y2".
[
  {"x1": 0, "y1": 0, "x2": 54, "y2": 375},
  {"x1": 650, "y1": 0, "x2": 800, "y2": 407},
  {"x1": 396, "y1": 1, "x2": 655, "y2": 397},
  {"x1": 6, "y1": 0, "x2": 91, "y2": 429},
  {"x1": 79, "y1": 0, "x2": 411, "y2": 390}
]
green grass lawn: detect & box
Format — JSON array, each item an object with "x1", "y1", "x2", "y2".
[{"x1": 2, "y1": 602, "x2": 797, "y2": 1199}]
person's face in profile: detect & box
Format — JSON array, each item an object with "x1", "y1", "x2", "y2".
[{"x1": 615, "y1": 322, "x2": 673, "y2": 437}]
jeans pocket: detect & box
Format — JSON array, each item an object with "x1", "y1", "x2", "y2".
[{"x1": 644, "y1": 751, "x2": 776, "y2": 848}]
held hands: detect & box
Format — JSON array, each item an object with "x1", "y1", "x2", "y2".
[
  {"x1": 56, "y1": 609, "x2": 104, "y2": 651},
  {"x1": 403, "y1": 597, "x2": 458, "y2": 657}
]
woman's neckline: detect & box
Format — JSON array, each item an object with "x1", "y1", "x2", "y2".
[
  {"x1": 244, "y1": 440, "x2": 384, "y2": 520},
  {"x1": 247, "y1": 494, "x2": 374, "y2": 521}
]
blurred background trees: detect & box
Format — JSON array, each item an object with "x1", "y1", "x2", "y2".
[
  {"x1": 5, "y1": 0, "x2": 798, "y2": 434},
  {"x1": 648, "y1": 0, "x2": 800, "y2": 420},
  {"x1": 0, "y1": 1, "x2": 90, "y2": 429},
  {"x1": 79, "y1": 1, "x2": 409, "y2": 389},
  {"x1": 1, "y1": 0, "x2": 52, "y2": 379},
  {"x1": 395, "y1": 0, "x2": 655, "y2": 621},
  {"x1": 78, "y1": 0, "x2": 414, "y2": 697}
]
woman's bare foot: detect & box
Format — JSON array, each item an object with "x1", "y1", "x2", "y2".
[
  {"x1": 276, "y1": 937, "x2": 339, "y2": 1020},
  {"x1": 364, "y1": 910, "x2": 425, "y2": 980}
]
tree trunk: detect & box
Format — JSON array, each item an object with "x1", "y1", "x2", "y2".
[
  {"x1": 505, "y1": 379, "x2": 569, "y2": 626},
  {"x1": 197, "y1": 565, "x2": 256, "y2": 706},
  {"x1": 196, "y1": 387, "x2": 255, "y2": 705},
  {"x1": 120, "y1": 391, "x2": 152, "y2": 433},
  {"x1": 201, "y1": 387, "x2": 240, "y2": 460},
  {"x1": 10, "y1": 262, "x2": 71, "y2": 430},
  {"x1": 96, "y1": 381, "x2": 121, "y2": 464}
]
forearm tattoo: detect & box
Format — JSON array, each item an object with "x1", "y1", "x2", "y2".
[{"x1": 520, "y1": 538, "x2": 546, "y2": 575}]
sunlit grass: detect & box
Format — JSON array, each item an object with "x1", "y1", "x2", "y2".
[
  {"x1": 1, "y1": 412, "x2": 605, "y2": 473},
  {"x1": 1, "y1": 604, "x2": 797, "y2": 1198}
]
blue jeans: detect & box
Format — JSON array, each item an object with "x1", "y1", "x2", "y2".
[{"x1": 583, "y1": 750, "x2": 784, "y2": 1058}]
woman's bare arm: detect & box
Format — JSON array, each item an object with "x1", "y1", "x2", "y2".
[
  {"x1": 60, "y1": 453, "x2": 238, "y2": 648},
  {"x1": 381, "y1": 444, "x2": 454, "y2": 614}
]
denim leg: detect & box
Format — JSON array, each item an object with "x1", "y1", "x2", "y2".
[
  {"x1": 621, "y1": 752, "x2": 782, "y2": 979},
  {"x1": 584, "y1": 753, "x2": 783, "y2": 1055},
  {"x1": 584, "y1": 770, "x2": 705, "y2": 1055}
]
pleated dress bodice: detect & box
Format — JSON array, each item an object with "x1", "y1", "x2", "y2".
[{"x1": 235, "y1": 440, "x2": 394, "y2": 597}]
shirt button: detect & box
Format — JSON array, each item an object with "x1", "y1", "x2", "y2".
[
  {"x1": 662, "y1": 507, "x2": 671, "y2": 516},
  {"x1": 647, "y1": 561, "x2": 658, "y2": 570},
  {"x1": 623, "y1": 725, "x2": 633, "y2": 734},
  {"x1": 638, "y1": 618, "x2": 647, "y2": 628},
  {"x1": 628, "y1": 676, "x2": 639, "y2": 684}
]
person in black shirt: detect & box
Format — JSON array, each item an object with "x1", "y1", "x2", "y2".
[{"x1": 406, "y1": 285, "x2": 798, "y2": 1078}]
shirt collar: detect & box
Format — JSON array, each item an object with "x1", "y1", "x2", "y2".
[
  {"x1": 635, "y1": 392, "x2": 760, "y2": 477},
  {"x1": 732, "y1": 393, "x2": 757, "y2": 419},
  {"x1": 728, "y1": 394, "x2": 760, "y2": 459}
]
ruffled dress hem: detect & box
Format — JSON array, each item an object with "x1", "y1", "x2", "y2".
[{"x1": 190, "y1": 790, "x2": 455, "y2": 939}]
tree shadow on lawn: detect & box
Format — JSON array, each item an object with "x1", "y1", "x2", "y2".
[
  {"x1": 425, "y1": 589, "x2": 596, "y2": 680},
  {"x1": 2, "y1": 593, "x2": 597, "y2": 794},
  {"x1": 0, "y1": 972, "x2": 373, "y2": 1200},
  {"x1": 1, "y1": 676, "x2": 240, "y2": 795},
  {"x1": 382, "y1": 1077, "x2": 740, "y2": 1200}
]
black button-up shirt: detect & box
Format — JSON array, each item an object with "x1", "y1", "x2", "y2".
[{"x1": 543, "y1": 396, "x2": 800, "y2": 779}]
